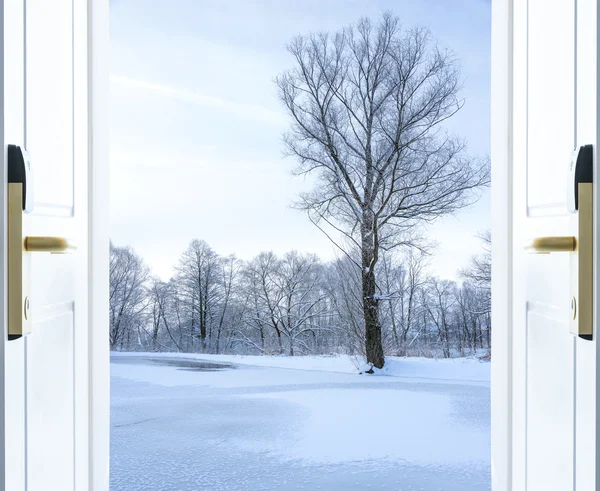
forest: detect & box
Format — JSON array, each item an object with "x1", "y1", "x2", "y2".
[{"x1": 109, "y1": 231, "x2": 490, "y2": 360}]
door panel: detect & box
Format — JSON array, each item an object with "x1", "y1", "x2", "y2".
[
  {"x1": 25, "y1": 0, "x2": 74, "y2": 211},
  {"x1": 526, "y1": 309, "x2": 574, "y2": 490},
  {"x1": 512, "y1": 0, "x2": 597, "y2": 489},
  {"x1": 3, "y1": 0, "x2": 90, "y2": 489},
  {"x1": 526, "y1": 0, "x2": 574, "y2": 210},
  {"x1": 26, "y1": 313, "x2": 74, "y2": 491}
]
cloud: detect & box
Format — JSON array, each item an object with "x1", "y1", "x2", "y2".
[{"x1": 110, "y1": 74, "x2": 286, "y2": 125}]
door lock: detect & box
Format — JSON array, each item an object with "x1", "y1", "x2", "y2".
[
  {"x1": 7, "y1": 144, "x2": 76, "y2": 340},
  {"x1": 525, "y1": 145, "x2": 593, "y2": 339}
]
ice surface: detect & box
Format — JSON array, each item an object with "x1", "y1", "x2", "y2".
[
  {"x1": 111, "y1": 352, "x2": 490, "y2": 384},
  {"x1": 111, "y1": 355, "x2": 490, "y2": 490}
]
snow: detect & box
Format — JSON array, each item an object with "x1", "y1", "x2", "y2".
[
  {"x1": 111, "y1": 354, "x2": 490, "y2": 490},
  {"x1": 248, "y1": 389, "x2": 487, "y2": 465},
  {"x1": 110, "y1": 352, "x2": 490, "y2": 384}
]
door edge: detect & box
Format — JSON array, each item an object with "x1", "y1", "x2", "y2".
[
  {"x1": 87, "y1": 0, "x2": 109, "y2": 489},
  {"x1": 491, "y1": 0, "x2": 513, "y2": 489}
]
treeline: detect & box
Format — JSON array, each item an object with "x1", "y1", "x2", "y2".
[{"x1": 109, "y1": 234, "x2": 491, "y2": 359}]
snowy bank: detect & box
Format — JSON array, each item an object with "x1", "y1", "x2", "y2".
[{"x1": 111, "y1": 352, "x2": 490, "y2": 384}]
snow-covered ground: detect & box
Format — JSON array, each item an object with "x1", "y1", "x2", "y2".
[{"x1": 111, "y1": 354, "x2": 490, "y2": 490}]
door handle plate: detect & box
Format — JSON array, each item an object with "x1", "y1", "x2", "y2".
[
  {"x1": 572, "y1": 182, "x2": 593, "y2": 338},
  {"x1": 525, "y1": 182, "x2": 593, "y2": 338},
  {"x1": 7, "y1": 184, "x2": 77, "y2": 339},
  {"x1": 8, "y1": 182, "x2": 31, "y2": 339},
  {"x1": 525, "y1": 145, "x2": 594, "y2": 339}
]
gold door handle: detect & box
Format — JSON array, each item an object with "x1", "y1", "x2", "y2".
[
  {"x1": 524, "y1": 236, "x2": 576, "y2": 254},
  {"x1": 24, "y1": 236, "x2": 77, "y2": 254}
]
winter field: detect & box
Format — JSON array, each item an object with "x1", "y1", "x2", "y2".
[{"x1": 111, "y1": 353, "x2": 490, "y2": 491}]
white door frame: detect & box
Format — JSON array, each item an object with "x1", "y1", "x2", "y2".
[
  {"x1": 87, "y1": 0, "x2": 110, "y2": 489},
  {"x1": 491, "y1": 0, "x2": 512, "y2": 489},
  {"x1": 0, "y1": 0, "x2": 110, "y2": 489}
]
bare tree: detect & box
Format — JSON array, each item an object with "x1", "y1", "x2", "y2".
[
  {"x1": 242, "y1": 252, "x2": 285, "y2": 353},
  {"x1": 213, "y1": 255, "x2": 241, "y2": 354},
  {"x1": 276, "y1": 13, "x2": 489, "y2": 367},
  {"x1": 148, "y1": 278, "x2": 182, "y2": 352},
  {"x1": 425, "y1": 278, "x2": 457, "y2": 358},
  {"x1": 461, "y1": 230, "x2": 491, "y2": 315},
  {"x1": 378, "y1": 250, "x2": 426, "y2": 355},
  {"x1": 109, "y1": 242, "x2": 149, "y2": 350},
  {"x1": 175, "y1": 240, "x2": 220, "y2": 351},
  {"x1": 325, "y1": 255, "x2": 365, "y2": 355},
  {"x1": 276, "y1": 252, "x2": 329, "y2": 355}
]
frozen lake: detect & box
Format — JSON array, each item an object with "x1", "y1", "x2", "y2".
[{"x1": 111, "y1": 355, "x2": 490, "y2": 490}]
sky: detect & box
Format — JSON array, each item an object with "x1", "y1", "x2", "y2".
[{"x1": 109, "y1": 0, "x2": 491, "y2": 280}]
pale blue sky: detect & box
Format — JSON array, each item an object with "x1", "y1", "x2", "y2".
[{"x1": 110, "y1": 0, "x2": 491, "y2": 279}]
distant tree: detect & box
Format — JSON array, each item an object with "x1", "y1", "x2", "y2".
[
  {"x1": 148, "y1": 278, "x2": 182, "y2": 352},
  {"x1": 276, "y1": 252, "x2": 328, "y2": 355},
  {"x1": 460, "y1": 230, "x2": 492, "y2": 351},
  {"x1": 425, "y1": 278, "x2": 457, "y2": 358},
  {"x1": 237, "y1": 264, "x2": 269, "y2": 354},
  {"x1": 109, "y1": 243, "x2": 149, "y2": 350},
  {"x1": 175, "y1": 240, "x2": 220, "y2": 351},
  {"x1": 243, "y1": 252, "x2": 285, "y2": 353},
  {"x1": 461, "y1": 230, "x2": 491, "y2": 313},
  {"x1": 213, "y1": 255, "x2": 241, "y2": 354},
  {"x1": 276, "y1": 13, "x2": 489, "y2": 367},
  {"x1": 324, "y1": 254, "x2": 365, "y2": 355},
  {"x1": 378, "y1": 250, "x2": 426, "y2": 355}
]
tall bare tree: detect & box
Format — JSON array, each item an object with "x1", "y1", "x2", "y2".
[{"x1": 276, "y1": 13, "x2": 489, "y2": 367}]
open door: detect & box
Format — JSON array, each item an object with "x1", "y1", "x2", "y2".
[
  {"x1": 493, "y1": 0, "x2": 599, "y2": 489},
  {"x1": 0, "y1": 0, "x2": 109, "y2": 490}
]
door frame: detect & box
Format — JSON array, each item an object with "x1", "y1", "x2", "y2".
[
  {"x1": 88, "y1": 0, "x2": 110, "y2": 489},
  {"x1": 0, "y1": 0, "x2": 110, "y2": 489},
  {"x1": 491, "y1": 0, "x2": 512, "y2": 489}
]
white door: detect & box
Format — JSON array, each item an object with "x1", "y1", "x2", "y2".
[
  {"x1": 493, "y1": 0, "x2": 598, "y2": 489},
  {"x1": 1, "y1": 1, "x2": 109, "y2": 490}
]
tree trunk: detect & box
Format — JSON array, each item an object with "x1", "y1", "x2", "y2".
[
  {"x1": 389, "y1": 299, "x2": 399, "y2": 354},
  {"x1": 259, "y1": 326, "x2": 265, "y2": 352},
  {"x1": 401, "y1": 329, "x2": 409, "y2": 356},
  {"x1": 200, "y1": 311, "x2": 207, "y2": 350},
  {"x1": 362, "y1": 240, "x2": 384, "y2": 368},
  {"x1": 276, "y1": 328, "x2": 283, "y2": 354}
]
